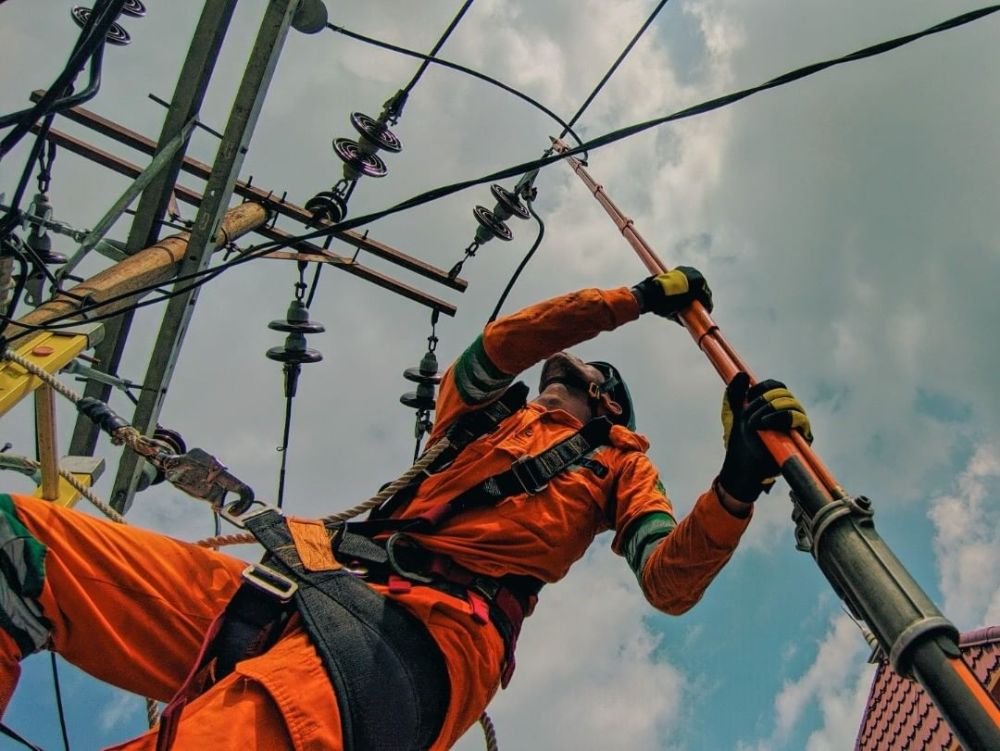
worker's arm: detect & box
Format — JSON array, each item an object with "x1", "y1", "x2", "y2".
[
  {"x1": 429, "y1": 286, "x2": 641, "y2": 441},
  {"x1": 617, "y1": 374, "x2": 813, "y2": 614},
  {"x1": 430, "y1": 267, "x2": 713, "y2": 441}
]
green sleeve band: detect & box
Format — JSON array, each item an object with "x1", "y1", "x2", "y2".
[
  {"x1": 453, "y1": 335, "x2": 515, "y2": 405},
  {"x1": 621, "y1": 511, "x2": 676, "y2": 581}
]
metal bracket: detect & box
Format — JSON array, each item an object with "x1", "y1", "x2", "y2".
[
  {"x1": 792, "y1": 493, "x2": 874, "y2": 560},
  {"x1": 156, "y1": 447, "x2": 255, "y2": 508}
]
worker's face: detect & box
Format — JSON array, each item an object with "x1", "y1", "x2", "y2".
[{"x1": 538, "y1": 352, "x2": 605, "y2": 393}]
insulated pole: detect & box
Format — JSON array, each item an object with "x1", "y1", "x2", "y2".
[{"x1": 551, "y1": 138, "x2": 1000, "y2": 750}]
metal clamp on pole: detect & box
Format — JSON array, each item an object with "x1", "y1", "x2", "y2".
[{"x1": 792, "y1": 493, "x2": 874, "y2": 560}]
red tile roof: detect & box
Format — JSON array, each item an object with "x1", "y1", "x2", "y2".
[{"x1": 855, "y1": 626, "x2": 1000, "y2": 750}]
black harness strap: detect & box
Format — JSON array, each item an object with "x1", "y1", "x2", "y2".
[
  {"x1": 369, "y1": 382, "x2": 529, "y2": 521},
  {"x1": 415, "y1": 417, "x2": 613, "y2": 527},
  {"x1": 243, "y1": 510, "x2": 449, "y2": 751}
]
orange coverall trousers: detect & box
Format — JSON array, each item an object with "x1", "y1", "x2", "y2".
[{"x1": 0, "y1": 493, "x2": 502, "y2": 750}]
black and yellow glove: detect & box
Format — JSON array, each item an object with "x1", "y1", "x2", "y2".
[
  {"x1": 632, "y1": 266, "x2": 713, "y2": 322},
  {"x1": 718, "y1": 372, "x2": 813, "y2": 503}
]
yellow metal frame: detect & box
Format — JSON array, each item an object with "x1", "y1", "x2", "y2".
[
  {"x1": 0, "y1": 329, "x2": 96, "y2": 418},
  {"x1": 32, "y1": 458, "x2": 105, "y2": 509}
]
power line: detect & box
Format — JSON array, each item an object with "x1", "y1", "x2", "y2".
[
  {"x1": 324, "y1": 22, "x2": 585, "y2": 148},
  {"x1": 401, "y1": 0, "x2": 474, "y2": 96},
  {"x1": 561, "y1": 0, "x2": 671, "y2": 139}
]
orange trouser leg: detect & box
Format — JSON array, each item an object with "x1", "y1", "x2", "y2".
[
  {"x1": 103, "y1": 670, "x2": 304, "y2": 751},
  {"x1": 0, "y1": 493, "x2": 245, "y2": 705}
]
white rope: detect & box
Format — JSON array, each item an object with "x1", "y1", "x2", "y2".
[
  {"x1": 2, "y1": 347, "x2": 84, "y2": 404},
  {"x1": 322, "y1": 437, "x2": 452, "y2": 524}
]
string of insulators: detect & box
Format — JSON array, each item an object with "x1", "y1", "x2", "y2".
[
  {"x1": 24, "y1": 193, "x2": 67, "y2": 266},
  {"x1": 449, "y1": 183, "x2": 531, "y2": 278},
  {"x1": 400, "y1": 312, "x2": 441, "y2": 445},
  {"x1": 70, "y1": 0, "x2": 146, "y2": 46},
  {"x1": 305, "y1": 90, "x2": 407, "y2": 226},
  {"x1": 266, "y1": 299, "x2": 325, "y2": 398}
]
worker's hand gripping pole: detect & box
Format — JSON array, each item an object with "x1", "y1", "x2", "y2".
[{"x1": 551, "y1": 138, "x2": 1000, "y2": 748}]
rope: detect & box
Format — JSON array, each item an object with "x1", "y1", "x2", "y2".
[
  {"x1": 193, "y1": 532, "x2": 256, "y2": 548},
  {"x1": 321, "y1": 436, "x2": 452, "y2": 524},
  {"x1": 146, "y1": 699, "x2": 160, "y2": 729},
  {"x1": 479, "y1": 711, "x2": 499, "y2": 751}
]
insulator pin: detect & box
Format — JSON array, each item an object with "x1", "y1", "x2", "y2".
[
  {"x1": 473, "y1": 206, "x2": 513, "y2": 243},
  {"x1": 351, "y1": 112, "x2": 402, "y2": 154},
  {"x1": 333, "y1": 138, "x2": 389, "y2": 180},
  {"x1": 70, "y1": 6, "x2": 132, "y2": 45},
  {"x1": 400, "y1": 350, "x2": 439, "y2": 411},
  {"x1": 490, "y1": 184, "x2": 530, "y2": 221},
  {"x1": 305, "y1": 191, "x2": 347, "y2": 225},
  {"x1": 266, "y1": 300, "x2": 324, "y2": 365}
]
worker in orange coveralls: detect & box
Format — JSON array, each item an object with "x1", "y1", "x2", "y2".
[{"x1": 0, "y1": 267, "x2": 811, "y2": 750}]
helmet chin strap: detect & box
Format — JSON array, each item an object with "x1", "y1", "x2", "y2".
[{"x1": 541, "y1": 375, "x2": 623, "y2": 420}]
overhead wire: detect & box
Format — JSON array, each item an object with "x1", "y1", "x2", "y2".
[
  {"x1": 324, "y1": 22, "x2": 586, "y2": 149},
  {"x1": 559, "y1": 0, "x2": 671, "y2": 140},
  {"x1": 1, "y1": 4, "x2": 996, "y2": 337},
  {"x1": 490, "y1": 0, "x2": 670, "y2": 322},
  {"x1": 400, "y1": 0, "x2": 474, "y2": 96}
]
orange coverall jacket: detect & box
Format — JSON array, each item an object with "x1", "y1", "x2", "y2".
[{"x1": 0, "y1": 286, "x2": 750, "y2": 750}]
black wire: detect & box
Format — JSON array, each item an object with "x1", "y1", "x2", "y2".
[
  {"x1": 3, "y1": 4, "x2": 996, "y2": 337},
  {"x1": 276, "y1": 387, "x2": 295, "y2": 509},
  {"x1": 492, "y1": 0, "x2": 668, "y2": 321},
  {"x1": 50, "y1": 653, "x2": 71, "y2": 751},
  {"x1": 561, "y1": 0, "x2": 671, "y2": 139},
  {"x1": 325, "y1": 23, "x2": 585, "y2": 149},
  {"x1": 401, "y1": 0, "x2": 475, "y2": 96},
  {"x1": 0, "y1": 0, "x2": 122, "y2": 157},
  {"x1": 488, "y1": 198, "x2": 544, "y2": 323}
]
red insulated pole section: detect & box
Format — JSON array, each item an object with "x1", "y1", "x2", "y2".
[{"x1": 552, "y1": 138, "x2": 841, "y2": 495}]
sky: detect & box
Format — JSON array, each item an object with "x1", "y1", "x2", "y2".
[{"x1": 1, "y1": 1, "x2": 998, "y2": 749}]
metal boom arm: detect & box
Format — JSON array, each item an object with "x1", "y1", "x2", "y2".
[{"x1": 551, "y1": 138, "x2": 1000, "y2": 749}]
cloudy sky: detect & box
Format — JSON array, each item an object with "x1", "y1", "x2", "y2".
[{"x1": 1, "y1": 1, "x2": 998, "y2": 749}]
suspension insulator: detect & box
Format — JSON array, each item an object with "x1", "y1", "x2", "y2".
[
  {"x1": 473, "y1": 206, "x2": 513, "y2": 244},
  {"x1": 267, "y1": 335, "x2": 323, "y2": 365},
  {"x1": 400, "y1": 350, "x2": 440, "y2": 411},
  {"x1": 70, "y1": 7, "x2": 131, "y2": 45},
  {"x1": 120, "y1": 0, "x2": 147, "y2": 18},
  {"x1": 267, "y1": 299, "x2": 326, "y2": 335},
  {"x1": 490, "y1": 184, "x2": 530, "y2": 221},
  {"x1": 350, "y1": 112, "x2": 402, "y2": 154},
  {"x1": 333, "y1": 138, "x2": 389, "y2": 180},
  {"x1": 267, "y1": 300, "x2": 325, "y2": 365},
  {"x1": 305, "y1": 191, "x2": 347, "y2": 225}
]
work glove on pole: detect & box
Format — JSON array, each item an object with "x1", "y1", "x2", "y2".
[
  {"x1": 718, "y1": 372, "x2": 813, "y2": 503},
  {"x1": 632, "y1": 266, "x2": 713, "y2": 322}
]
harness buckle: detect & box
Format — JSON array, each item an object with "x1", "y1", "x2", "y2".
[
  {"x1": 386, "y1": 532, "x2": 434, "y2": 584},
  {"x1": 240, "y1": 563, "x2": 298, "y2": 602},
  {"x1": 219, "y1": 500, "x2": 273, "y2": 529},
  {"x1": 510, "y1": 456, "x2": 548, "y2": 494}
]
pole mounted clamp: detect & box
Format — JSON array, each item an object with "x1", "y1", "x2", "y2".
[{"x1": 792, "y1": 493, "x2": 874, "y2": 560}]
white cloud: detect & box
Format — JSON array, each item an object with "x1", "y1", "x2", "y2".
[
  {"x1": 455, "y1": 544, "x2": 686, "y2": 751},
  {"x1": 739, "y1": 614, "x2": 873, "y2": 751},
  {"x1": 929, "y1": 443, "x2": 1000, "y2": 630},
  {"x1": 100, "y1": 692, "x2": 144, "y2": 733}
]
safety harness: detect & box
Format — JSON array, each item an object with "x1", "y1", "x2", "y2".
[{"x1": 161, "y1": 382, "x2": 614, "y2": 750}]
